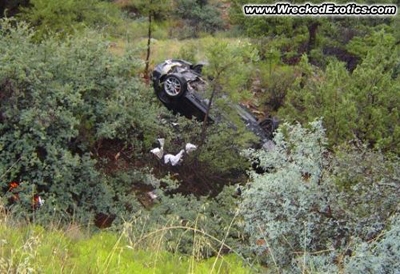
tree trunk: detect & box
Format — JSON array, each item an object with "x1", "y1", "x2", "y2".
[
  {"x1": 144, "y1": 10, "x2": 152, "y2": 84},
  {"x1": 200, "y1": 83, "x2": 217, "y2": 144},
  {"x1": 307, "y1": 21, "x2": 320, "y2": 61}
]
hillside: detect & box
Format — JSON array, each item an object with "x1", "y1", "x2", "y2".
[{"x1": 1, "y1": 1, "x2": 400, "y2": 272}]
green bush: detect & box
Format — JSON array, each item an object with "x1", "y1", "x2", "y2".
[
  {"x1": 0, "y1": 19, "x2": 161, "y2": 224},
  {"x1": 241, "y1": 120, "x2": 330, "y2": 269},
  {"x1": 257, "y1": 63, "x2": 297, "y2": 113},
  {"x1": 173, "y1": 0, "x2": 224, "y2": 39},
  {"x1": 344, "y1": 214, "x2": 400, "y2": 273},
  {"x1": 241, "y1": 120, "x2": 400, "y2": 271},
  {"x1": 280, "y1": 31, "x2": 400, "y2": 153},
  {"x1": 19, "y1": 0, "x2": 122, "y2": 40},
  {"x1": 128, "y1": 184, "x2": 244, "y2": 258}
]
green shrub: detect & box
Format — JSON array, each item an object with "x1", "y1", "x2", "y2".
[
  {"x1": 241, "y1": 119, "x2": 400, "y2": 271},
  {"x1": 257, "y1": 63, "x2": 297, "y2": 113},
  {"x1": 344, "y1": 214, "x2": 400, "y2": 273},
  {"x1": 0, "y1": 18, "x2": 161, "y2": 224},
  {"x1": 19, "y1": 0, "x2": 122, "y2": 40},
  {"x1": 173, "y1": 0, "x2": 224, "y2": 39},
  {"x1": 241, "y1": 120, "x2": 330, "y2": 269},
  {"x1": 280, "y1": 31, "x2": 400, "y2": 153},
  {"x1": 121, "y1": 182, "x2": 245, "y2": 259}
]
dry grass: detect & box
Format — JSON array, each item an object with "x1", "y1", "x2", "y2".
[{"x1": 108, "y1": 33, "x2": 251, "y2": 72}]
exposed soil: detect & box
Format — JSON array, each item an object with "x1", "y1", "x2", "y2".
[{"x1": 95, "y1": 139, "x2": 246, "y2": 198}]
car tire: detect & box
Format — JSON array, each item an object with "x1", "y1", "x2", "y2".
[
  {"x1": 163, "y1": 74, "x2": 187, "y2": 98},
  {"x1": 156, "y1": 89, "x2": 172, "y2": 105}
]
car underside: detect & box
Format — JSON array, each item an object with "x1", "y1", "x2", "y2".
[{"x1": 152, "y1": 59, "x2": 279, "y2": 146}]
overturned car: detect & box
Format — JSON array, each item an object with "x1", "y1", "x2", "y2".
[{"x1": 152, "y1": 59, "x2": 278, "y2": 146}]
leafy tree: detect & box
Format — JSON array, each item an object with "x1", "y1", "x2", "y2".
[
  {"x1": 119, "y1": 0, "x2": 172, "y2": 80},
  {"x1": 256, "y1": 61, "x2": 297, "y2": 113},
  {"x1": 200, "y1": 40, "x2": 258, "y2": 141},
  {"x1": 229, "y1": 0, "x2": 327, "y2": 65},
  {"x1": 229, "y1": 0, "x2": 397, "y2": 67},
  {"x1": 280, "y1": 56, "x2": 357, "y2": 146},
  {"x1": 324, "y1": 144, "x2": 400, "y2": 262},
  {"x1": 348, "y1": 32, "x2": 400, "y2": 152}
]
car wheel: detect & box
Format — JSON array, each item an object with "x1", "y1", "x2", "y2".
[
  {"x1": 163, "y1": 74, "x2": 187, "y2": 98},
  {"x1": 157, "y1": 89, "x2": 171, "y2": 104}
]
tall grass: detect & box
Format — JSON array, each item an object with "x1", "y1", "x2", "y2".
[
  {"x1": 107, "y1": 26, "x2": 252, "y2": 70},
  {"x1": 0, "y1": 203, "x2": 256, "y2": 273}
]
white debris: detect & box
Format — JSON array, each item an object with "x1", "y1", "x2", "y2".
[
  {"x1": 37, "y1": 196, "x2": 45, "y2": 207},
  {"x1": 147, "y1": 191, "x2": 158, "y2": 200},
  {"x1": 150, "y1": 138, "x2": 165, "y2": 159},
  {"x1": 185, "y1": 143, "x2": 197, "y2": 153},
  {"x1": 150, "y1": 147, "x2": 164, "y2": 159},
  {"x1": 151, "y1": 138, "x2": 197, "y2": 165},
  {"x1": 164, "y1": 149, "x2": 185, "y2": 166},
  {"x1": 33, "y1": 195, "x2": 45, "y2": 209}
]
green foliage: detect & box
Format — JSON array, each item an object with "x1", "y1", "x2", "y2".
[
  {"x1": 179, "y1": 41, "x2": 199, "y2": 63},
  {"x1": 198, "y1": 121, "x2": 256, "y2": 173},
  {"x1": 348, "y1": 32, "x2": 400, "y2": 152},
  {"x1": 229, "y1": 0, "x2": 398, "y2": 69},
  {"x1": 0, "y1": 19, "x2": 161, "y2": 224},
  {"x1": 123, "y1": 184, "x2": 246, "y2": 262},
  {"x1": 329, "y1": 144, "x2": 400, "y2": 239},
  {"x1": 230, "y1": 0, "x2": 327, "y2": 65},
  {"x1": 241, "y1": 120, "x2": 329, "y2": 269},
  {"x1": 151, "y1": 114, "x2": 254, "y2": 190},
  {"x1": 257, "y1": 63, "x2": 297, "y2": 113},
  {"x1": 200, "y1": 39, "x2": 258, "y2": 137},
  {"x1": 204, "y1": 40, "x2": 258, "y2": 98},
  {"x1": 344, "y1": 214, "x2": 400, "y2": 273},
  {"x1": 19, "y1": 0, "x2": 121, "y2": 40},
  {"x1": 174, "y1": 0, "x2": 224, "y2": 38},
  {"x1": 281, "y1": 56, "x2": 357, "y2": 146},
  {"x1": 2, "y1": 3, "x2": 400, "y2": 272},
  {"x1": 280, "y1": 33, "x2": 400, "y2": 153},
  {"x1": 241, "y1": 120, "x2": 400, "y2": 271}
]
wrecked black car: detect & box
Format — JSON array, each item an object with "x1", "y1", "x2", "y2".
[{"x1": 152, "y1": 59, "x2": 278, "y2": 146}]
